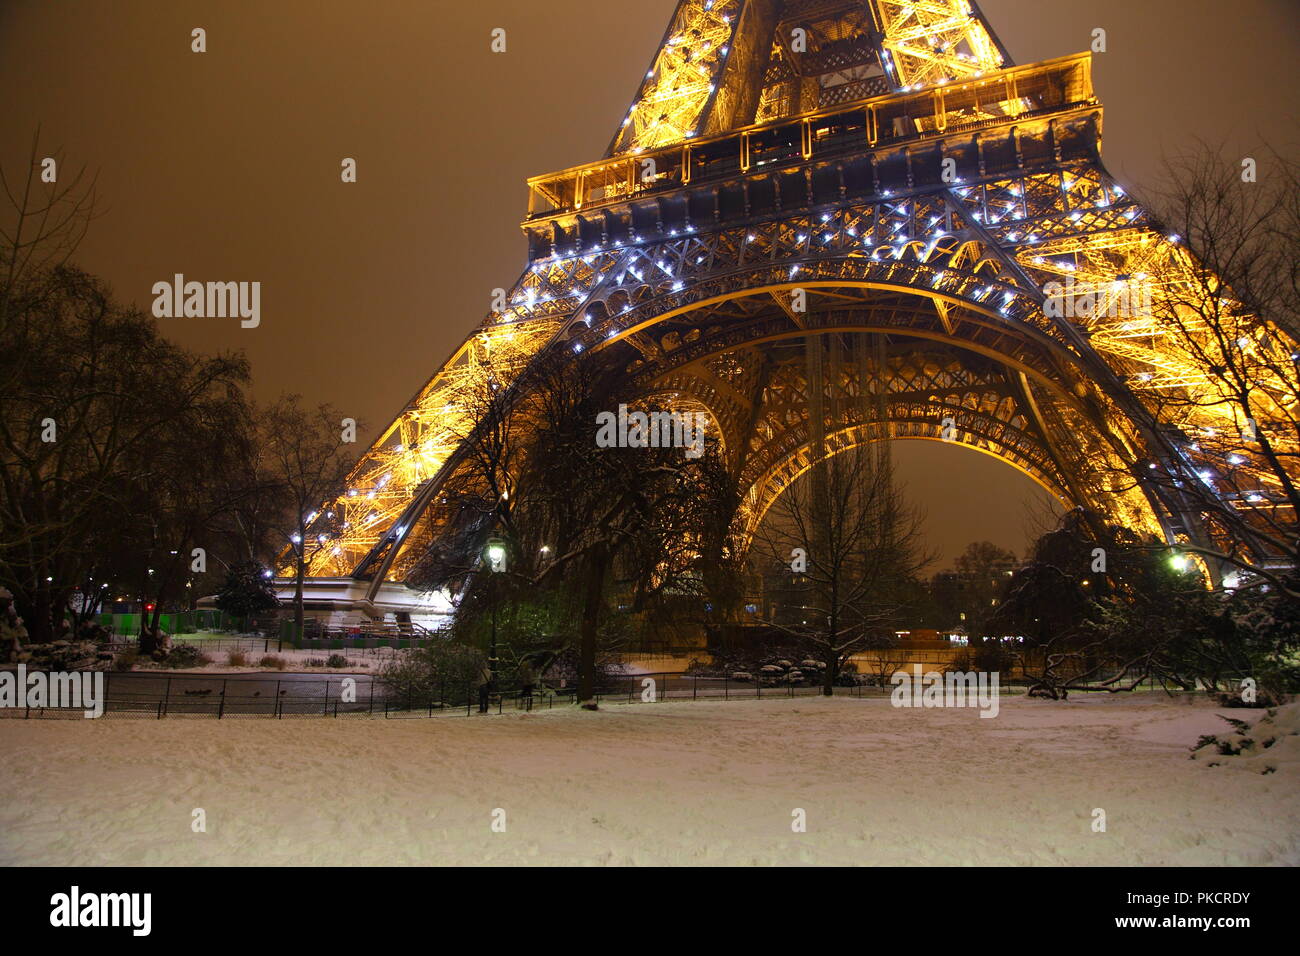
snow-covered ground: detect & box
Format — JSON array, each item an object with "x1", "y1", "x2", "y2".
[{"x1": 0, "y1": 693, "x2": 1295, "y2": 866}]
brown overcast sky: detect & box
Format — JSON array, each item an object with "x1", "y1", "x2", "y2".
[{"x1": 2, "y1": 0, "x2": 1296, "y2": 567}]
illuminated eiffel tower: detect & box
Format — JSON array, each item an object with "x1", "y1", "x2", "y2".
[{"x1": 286, "y1": 0, "x2": 1288, "y2": 622}]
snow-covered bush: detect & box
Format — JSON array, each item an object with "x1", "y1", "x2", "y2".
[
  {"x1": 154, "y1": 643, "x2": 210, "y2": 669},
  {"x1": 1190, "y1": 703, "x2": 1300, "y2": 774}
]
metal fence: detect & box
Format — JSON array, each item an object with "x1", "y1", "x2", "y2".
[{"x1": 0, "y1": 670, "x2": 1029, "y2": 721}]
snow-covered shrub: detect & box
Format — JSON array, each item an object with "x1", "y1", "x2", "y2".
[
  {"x1": 1190, "y1": 703, "x2": 1300, "y2": 774},
  {"x1": 155, "y1": 644, "x2": 210, "y2": 669}
]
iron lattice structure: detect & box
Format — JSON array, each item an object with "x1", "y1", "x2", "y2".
[{"x1": 286, "y1": 0, "x2": 1294, "y2": 603}]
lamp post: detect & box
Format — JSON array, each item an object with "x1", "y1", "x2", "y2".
[{"x1": 484, "y1": 537, "x2": 507, "y2": 689}]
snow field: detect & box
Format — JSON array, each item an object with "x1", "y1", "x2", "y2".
[{"x1": 0, "y1": 692, "x2": 1295, "y2": 866}]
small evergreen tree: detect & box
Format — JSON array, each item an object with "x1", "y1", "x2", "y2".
[{"x1": 215, "y1": 561, "x2": 279, "y2": 631}]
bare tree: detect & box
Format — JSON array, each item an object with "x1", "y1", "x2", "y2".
[
  {"x1": 261, "y1": 396, "x2": 355, "y2": 638},
  {"x1": 0, "y1": 263, "x2": 250, "y2": 643},
  {"x1": 0, "y1": 129, "x2": 99, "y2": 334},
  {"x1": 215, "y1": 406, "x2": 291, "y2": 567},
  {"x1": 410, "y1": 346, "x2": 740, "y2": 705},
  {"x1": 757, "y1": 442, "x2": 931, "y2": 694},
  {"x1": 0, "y1": 133, "x2": 271, "y2": 649},
  {"x1": 950, "y1": 541, "x2": 1018, "y2": 640},
  {"x1": 504, "y1": 352, "x2": 716, "y2": 703}
]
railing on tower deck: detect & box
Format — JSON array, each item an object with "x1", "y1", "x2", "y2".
[{"x1": 524, "y1": 53, "x2": 1095, "y2": 223}]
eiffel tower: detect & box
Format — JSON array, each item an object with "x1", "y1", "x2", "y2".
[{"x1": 285, "y1": 0, "x2": 1284, "y2": 622}]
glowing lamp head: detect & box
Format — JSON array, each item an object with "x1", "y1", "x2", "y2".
[{"x1": 485, "y1": 537, "x2": 508, "y2": 572}]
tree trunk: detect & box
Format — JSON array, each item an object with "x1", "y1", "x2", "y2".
[
  {"x1": 823, "y1": 616, "x2": 837, "y2": 696},
  {"x1": 576, "y1": 542, "x2": 607, "y2": 704},
  {"x1": 138, "y1": 612, "x2": 156, "y2": 655},
  {"x1": 294, "y1": 554, "x2": 305, "y2": 641},
  {"x1": 27, "y1": 589, "x2": 52, "y2": 644}
]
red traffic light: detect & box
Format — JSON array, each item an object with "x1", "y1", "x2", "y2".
[{"x1": 145, "y1": 602, "x2": 156, "y2": 612}]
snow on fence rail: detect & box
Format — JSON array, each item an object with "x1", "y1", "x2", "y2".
[{"x1": 0, "y1": 671, "x2": 1029, "y2": 721}]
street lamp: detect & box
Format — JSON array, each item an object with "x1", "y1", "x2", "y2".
[{"x1": 484, "y1": 536, "x2": 508, "y2": 690}]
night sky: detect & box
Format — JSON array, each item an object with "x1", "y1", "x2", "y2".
[{"x1": 2, "y1": 0, "x2": 1296, "y2": 566}]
